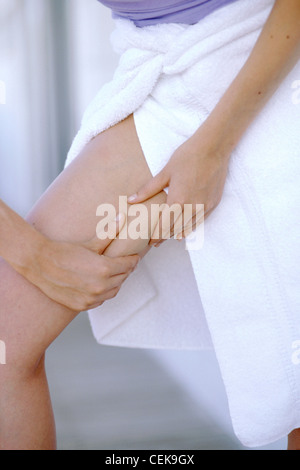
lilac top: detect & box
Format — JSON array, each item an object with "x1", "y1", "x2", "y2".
[{"x1": 98, "y1": 0, "x2": 239, "y2": 27}]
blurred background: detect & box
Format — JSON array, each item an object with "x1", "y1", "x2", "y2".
[{"x1": 0, "y1": 0, "x2": 286, "y2": 450}]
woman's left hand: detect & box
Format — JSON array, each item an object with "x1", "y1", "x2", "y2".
[
  {"x1": 128, "y1": 134, "x2": 231, "y2": 245},
  {"x1": 130, "y1": 0, "x2": 300, "y2": 246}
]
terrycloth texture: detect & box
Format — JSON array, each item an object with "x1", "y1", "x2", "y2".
[{"x1": 65, "y1": 0, "x2": 300, "y2": 447}]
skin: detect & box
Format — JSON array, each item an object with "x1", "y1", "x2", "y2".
[
  {"x1": 0, "y1": 199, "x2": 140, "y2": 311},
  {"x1": 0, "y1": 0, "x2": 300, "y2": 450},
  {"x1": 0, "y1": 116, "x2": 167, "y2": 450},
  {"x1": 129, "y1": 0, "x2": 300, "y2": 447},
  {"x1": 130, "y1": 0, "x2": 300, "y2": 243}
]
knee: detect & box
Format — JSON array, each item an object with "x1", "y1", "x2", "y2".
[
  {"x1": 0, "y1": 260, "x2": 47, "y2": 380},
  {"x1": 0, "y1": 351, "x2": 46, "y2": 389},
  {"x1": 0, "y1": 328, "x2": 47, "y2": 383}
]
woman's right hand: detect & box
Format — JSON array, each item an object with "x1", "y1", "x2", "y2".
[{"x1": 17, "y1": 213, "x2": 140, "y2": 312}]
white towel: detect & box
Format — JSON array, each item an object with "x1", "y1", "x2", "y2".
[{"x1": 65, "y1": 0, "x2": 300, "y2": 447}]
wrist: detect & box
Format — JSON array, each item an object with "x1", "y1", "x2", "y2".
[
  {"x1": 191, "y1": 117, "x2": 236, "y2": 162},
  {"x1": 192, "y1": 85, "x2": 261, "y2": 160},
  {"x1": 0, "y1": 199, "x2": 49, "y2": 278},
  {"x1": 8, "y1": 225, "x2": 47, "y2": 278}
]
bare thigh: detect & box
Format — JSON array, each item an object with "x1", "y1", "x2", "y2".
[{"x1": 0, "y1": 115, "x2": 166, "y2": 372}]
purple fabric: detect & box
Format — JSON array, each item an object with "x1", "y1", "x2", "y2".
[{"x1": 98, "y1": 0, "x2": 239, "y2": 27}]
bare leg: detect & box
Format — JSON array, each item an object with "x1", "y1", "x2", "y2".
[
  {"x1": 288, "y1": 428, "x2": 300, "y2": 450},
  {"x1": 0, "y1": 115, "x2": 166, "y2": 450}
]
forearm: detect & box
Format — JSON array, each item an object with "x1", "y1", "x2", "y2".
[
  {"x1": 193, "y1": 0, "x2": 300, "y2": 155},
  {"x1": 0, "y1": 199, "x2": 44, "y2": 273}
]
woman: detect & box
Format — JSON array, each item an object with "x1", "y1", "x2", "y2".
[{"x1": 0, "y1": 0, "x2": 300, "y2": 450}]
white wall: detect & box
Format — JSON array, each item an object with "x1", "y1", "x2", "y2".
[
  {"x1": 0, "y1": 0, "x2": 58, "y2": 214},
  {"x1": 0, "y1": 0, "x2": 117, "y2": 215},
  {"x1": 67, "y1": 0, "x2": 119, "y2": 129}
]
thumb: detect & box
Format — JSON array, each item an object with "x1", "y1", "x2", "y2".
[
  {"x1": 127, "y1": 170, "x2": 169, "y2": 204},
  {"x1": 83, "y1": 212, "x2": 126, "y2": 254}
]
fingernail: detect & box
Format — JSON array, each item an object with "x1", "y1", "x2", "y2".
[{"x1": 127, "y1": 194, "x2": 137, "y2": 203}]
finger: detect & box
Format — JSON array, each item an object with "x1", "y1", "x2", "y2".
[
  {"x1": 150, "y1": 201, "x2": 183, "y2": 245},
  {"x1": 106, "y1": 271, "x2": 131, "y2": 289},
  {"x1": 104, "y1": 253, "x2": 140, "y2": 276},
  {"x1": 182, "y1": 204, "x2": 205, "y2": 229},
  {"x1": 175, "y1": 207, "x2": 209, "y2": 240},
  {"x1": 89, "y1": 286, "x2": 121, "y2": 309},
  {"x1": 78, "y1": 270, "x2": 134, "y2": 311},
  {"x1": 152, "y1": 205, "x2": 200, "y2": 246},
  {"x1": 182, "y1": 206, "x2": 205, "y2": 237},
  {"x1": 84, "y1": 212, "x2": 126, "y2": 254},
  {"x1": 127, "y1": 170, "x2": 169, "y2": 204},
  {"x1": 175, "y1": 222, "x2": 195, "y2": 240}
]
